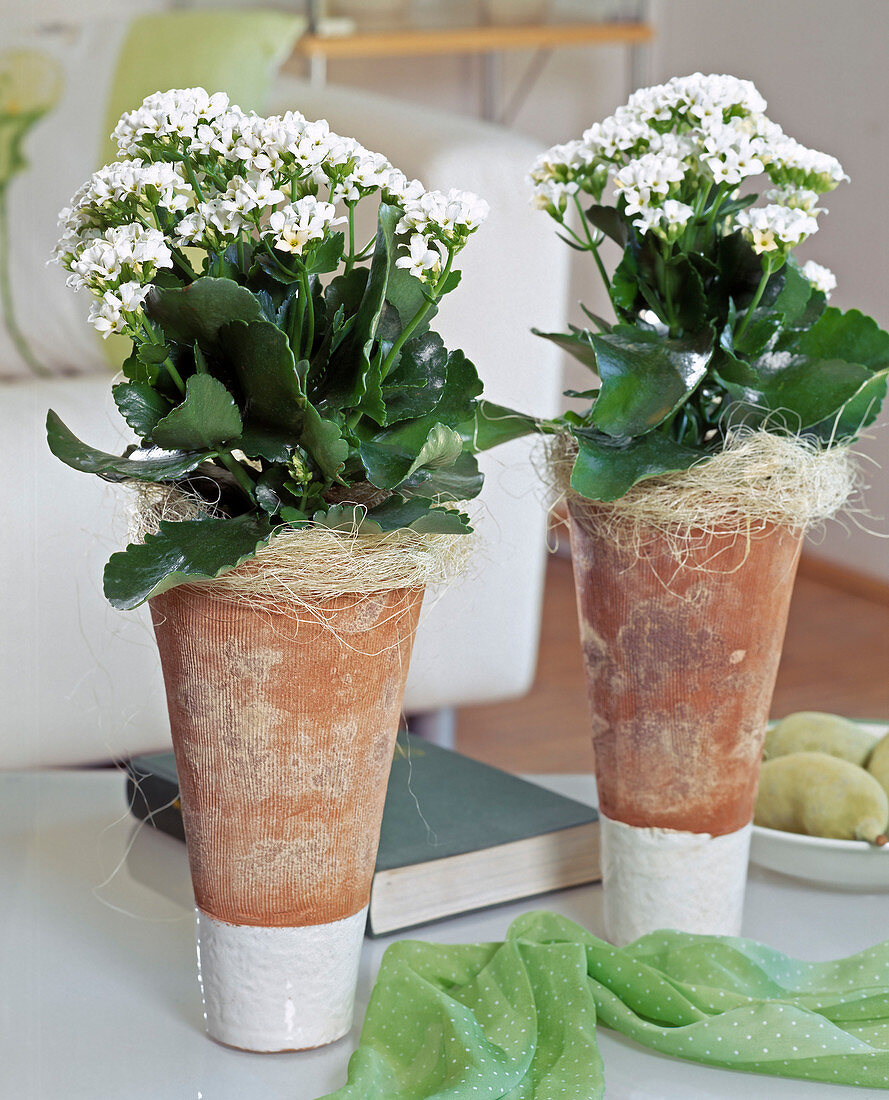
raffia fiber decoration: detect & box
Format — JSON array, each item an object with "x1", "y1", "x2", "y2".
[
  {"x1": 549, "y1": 429, "x2": 859, "y2": 563},
  {"x1": 127, "y1": 483, "x2": 472, "y2": 612}
]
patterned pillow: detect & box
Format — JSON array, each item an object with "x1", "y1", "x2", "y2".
[{"x1": 0, "y1": 9, "x2": 302, "y2": 381}]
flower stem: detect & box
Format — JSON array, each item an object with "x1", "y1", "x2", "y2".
[
  {"x1": 344, "y1": 203, "x2": 356, "y2": 273},
  {"x1": 299, "y1": 267, "x2": 314, "y2": 359},
  {"x1": 735, "y1": 261, "x2": 776, "y2": 343},
  {"x1": 218, "y1": 452, "x2": 256, "y2": 500},
  {"x1": 379, "y1": 250, "x2": 453, "y2": 381},
  {"x1": 573, "y1": 194, "x2": 611, "y2": 303}
]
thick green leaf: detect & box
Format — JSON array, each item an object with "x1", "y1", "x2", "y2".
[
  {"x1": 361, "y1": 422, "x2": 463, "y2": 491},
  {"x1": 771, "y1": 259, "x2": 812, "y2": 326},
  {"x1": 46, "y1": 411, "x2": 213, "y2": 483},
  {"x1": 716, "y1": 232, "x2": 767, "y2": 309},
  {"x1": 533, "y1": 328, "x2": 599, "y2": 371},
  {"x1": 570, "y1": 430, "x2": 703, "y2": 502},
  {"x1": 589, "y1": 327, "x2": 713, "y2": 438},
  {"x1": 237, "y1": 427, "x2": 292, "y2": 463},
  {"x1": 103, "y1": 514, "x2": 275, "y2": 610},
  {"x1": 322, "y1": 204, "x2": 398, "y2": 411},
  {"x1": 382, "y1": 332, "x2": 449, "y2": 423},
  {"x1": 301, "y1": 402, "x2": 349, "y2": 480},
  {"x1": 459, "y1": 400, "x2": 539, "y2": 452},
  {"x1": 718, "y1": 353, "x2": 876, "y2": 432},
  {"x1": 585, "y1": 204, "x2": 628, "y2": 247},
  {"x1": 305, "y1": 231, "x2": 345, "y2": 275},
  {"x1": 222, "y1": 318, "x2": 304, "y2": 437},
  {"x1": 397, "y1": 451, "x2": 483, "y2": 501},
  {"x1": 669, "y1": 257, "x2": 708, "y2": 334},
  {"x1": 385, "y1": 266, "x2": 437, "y2": 331},
  {"x1": 795, "y1": 308, "x2": 889, "y2": 370},
  {"x1": 365, "y1": 495, "x2": 473, "y2": 533},
  {"x1": 146, "y1": 277, "x2": 263, "y2": 349},
  {"x1": 112, "y1": 382, "x2": 172, "y2": 439},
  {"x1": 611, "y1": 250, "x2": 642, "y2": 318},
  {"x1": 151, "y1": 375, "x2": 243, "y2": 450},
  {"x1": 803, "y1": 369, "x2": 889, "y2": 443}
]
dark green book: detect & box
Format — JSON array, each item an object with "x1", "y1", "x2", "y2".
[{"x1": 125, "y1": 731, "x2": 600, "y2": 936}]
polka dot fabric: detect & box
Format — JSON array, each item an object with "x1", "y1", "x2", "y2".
[{"x1": 322, "y1": 911, "x2": 889, "y2": 1098}]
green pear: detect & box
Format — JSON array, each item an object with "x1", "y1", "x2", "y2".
[
  {"x1": 866, "y1": 731, "x2": 889, "y2": 798},
  {"x1": 755, "y1": 751, "x2": 889, "y2": 845},
  {"x1": 764, "y1": 712, "x2": 878, "y2": 767}
]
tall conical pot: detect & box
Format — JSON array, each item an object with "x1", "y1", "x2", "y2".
[
  {"x1": 149, "y1": 583, "x2": 424, "y2": 1051},
  {"x1": 568, "y1": 502, "x2": 803, "y2": 946}
]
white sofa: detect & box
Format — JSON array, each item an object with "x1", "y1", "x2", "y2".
[{"x1": 0, "y1": 79, "x2": 567, "y2": 768}]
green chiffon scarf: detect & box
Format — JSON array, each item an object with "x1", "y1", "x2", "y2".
[{"x1": 323, "y1": 911, "x2": 889, "y2": 1098}]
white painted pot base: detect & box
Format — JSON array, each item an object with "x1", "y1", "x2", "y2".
[
  {"x1": 600, "y1": 815, "x2": 752, "y2": 946},
  {"x1": 195, "y1": 906, "x2": 367, "y2": 1052}
]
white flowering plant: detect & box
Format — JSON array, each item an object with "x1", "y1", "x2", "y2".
[
  {"x1": 46, "y1": 89, "x2": 489, "y2": 609},
  {"x1": 486, "y1": 73, "x2": 889, "y2": 501}
]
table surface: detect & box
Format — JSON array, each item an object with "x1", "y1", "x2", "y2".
[{"x1": 2, "y1": 770, "x2": 886, "y2": 1100}]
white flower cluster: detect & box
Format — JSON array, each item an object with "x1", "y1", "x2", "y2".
[
  {"x1": 55, "y1": 88, "x2": 488, "y2": 331},
  {"x1": 529, "y1": 72, "x2": 844, "y2": 253},
  {"x1": 393, "y1": 185, "x2": 490, "y2": 282},
  {"x1": 61, "y1": 224, "x2": 172, "y2": 337},
  {"x1": 270, "y1": 196, "x2": 345, "y2": 256},
  {"x1": 735, "y1": 204, "x2": 818, "y2": 255},
  {"x1": 801, "y1": 260, "x2": 836, "y2": 298}
]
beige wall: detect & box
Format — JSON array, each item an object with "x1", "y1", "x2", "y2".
[{"x1": 306, "y1": 0, "x2": 889, "y2": 577}]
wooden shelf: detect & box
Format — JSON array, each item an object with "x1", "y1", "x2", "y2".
[{"x1": 294, "y1": 20, "x2": 653, "y2": 61}]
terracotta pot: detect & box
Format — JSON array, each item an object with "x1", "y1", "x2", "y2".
[
  {"x1": 149, "y1": 584, "x2": 424, "y2": 1051},
  {"x1": 568, "y1": 502, "x2": 803, "y2": 945}
]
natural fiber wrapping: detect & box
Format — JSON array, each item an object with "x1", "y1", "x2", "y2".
[
  {"x1": 127, "y1": 483, "x2": 472, "y2": 608},
  {"x1": 550, "y1": 429, "x2": 859, "y2": 561}
]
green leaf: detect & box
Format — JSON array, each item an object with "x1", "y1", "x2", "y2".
[
  {"x1": 383, "y1": 266, "x2": 433, "y2": 328},
  {"x1": 145, "y1": 277, "x2": 264, "y2": 349},
  {"x1": 151, "y1": 375, "x2": 243, "y2": 451},
  {"x1": 103, "y1": 514, "x2": 275, "y2": 610},
  {"x1": 322, "y1": 204, "x2": 398, "y2": 411},
  {"x1": 589, "y1": 327, "x2": 713, "y2": 438},
  {"x1": 382, "y1": 332, "x2": 449, "y2": 423},
  {"x1": 397, "y1": 451, "x2": 483, "y2": 501},
  {"x1": 611, "y1": 251, "x2": 642, "y2": 318},
  {"x1": 459, "y1": 400, "x2": 539, "y2": 452},
  {"x1": 366, "y1": 496, "x2": 473, "y2": 533},
  {"x1": 301, "y1": 402, "x2": 349, "y2": 481},
  {"x1": 570, "y1": 430, "x2": 703, "y2": 502},
  {"x1": 360, "y1": 422, "x2": 463, "y2": 491},
  {"x1": 532, "y1": 327, "x2": 599, "y2": 371},
  {"x1": 112, "y1": 382, "x2": 172, "y2": 439},
  {"x1": 222, "y1": 319, "x2": 304, "y2": 435},
  {"x1": 716, "y1": 231, "x2": 766, "y2": 310},
  {"x1": 795, "y1": 308, "x2": 889, "y2": 370},
  {"x1": 670, "y1": 257, "x2": 708, "y2": 334},
  {"x1": 718, "y1": 353, "x2": 876, "y2": 432},
  {"x1": 236, "y1": 427, "x2": 292, "y2": 463},
  {"x1": 585, "y1": 204, "x2": 628, "y2": 247},
  {"x1": 807, "y1": 369, "x2": 889, "y2": 443},
  {"x1": 46, "y1": 410, "x2": 213, "y2": 483},
  {"x1": 305, "y1": 231, "x2": 345, "y2": 275},
  {"x1": 733, "y1": 313, "x2": 783, "y2": 358},
  {"x1": 771, "y1": 258, "x2": 812, "y2": 326}
]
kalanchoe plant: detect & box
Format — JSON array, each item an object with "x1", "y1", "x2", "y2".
[
  {"x1": 486, "y1": 72, "x2": 889, "y2": 502},
  {"x1": 47, "y1": 88, "x2": 489, "y2": 609}
]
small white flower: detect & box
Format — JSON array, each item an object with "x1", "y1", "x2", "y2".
[
  {"x1": 801, "y1": 260, "x2": 836, "y2": 298},
  {"x1": 269, "y1": 196, "x2": 345, "y2": 255},
  {"x1": 395, "y1": 233, "x2": 443, "y2": 282}
]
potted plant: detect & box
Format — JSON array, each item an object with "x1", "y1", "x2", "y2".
[
  {"x1": 47, "y1": 87, "x2": 489, "y2": 1051},
  {"x1": 481, "y1": 73, "x2": 888, "y2": 944}
]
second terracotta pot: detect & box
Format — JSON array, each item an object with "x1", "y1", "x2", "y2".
[
  {"x1": 150, "y1": 583, "x2": 424, "y2": 1051},
  {"x1": 569, "y1": 502, "x2": 803, "y2": 945}
]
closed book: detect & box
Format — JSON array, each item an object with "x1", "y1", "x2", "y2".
[{"x1": 125, "y1": 732, "x2": 600, "y2": 936}]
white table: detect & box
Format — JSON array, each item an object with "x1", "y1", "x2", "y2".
[{"x1": 2, "y1": 770, "x2": 885, "y2": 1100}]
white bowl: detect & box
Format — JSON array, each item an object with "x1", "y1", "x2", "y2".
[{"x1": 750, "y1": 825, "x2": 889, "y2": 891}]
